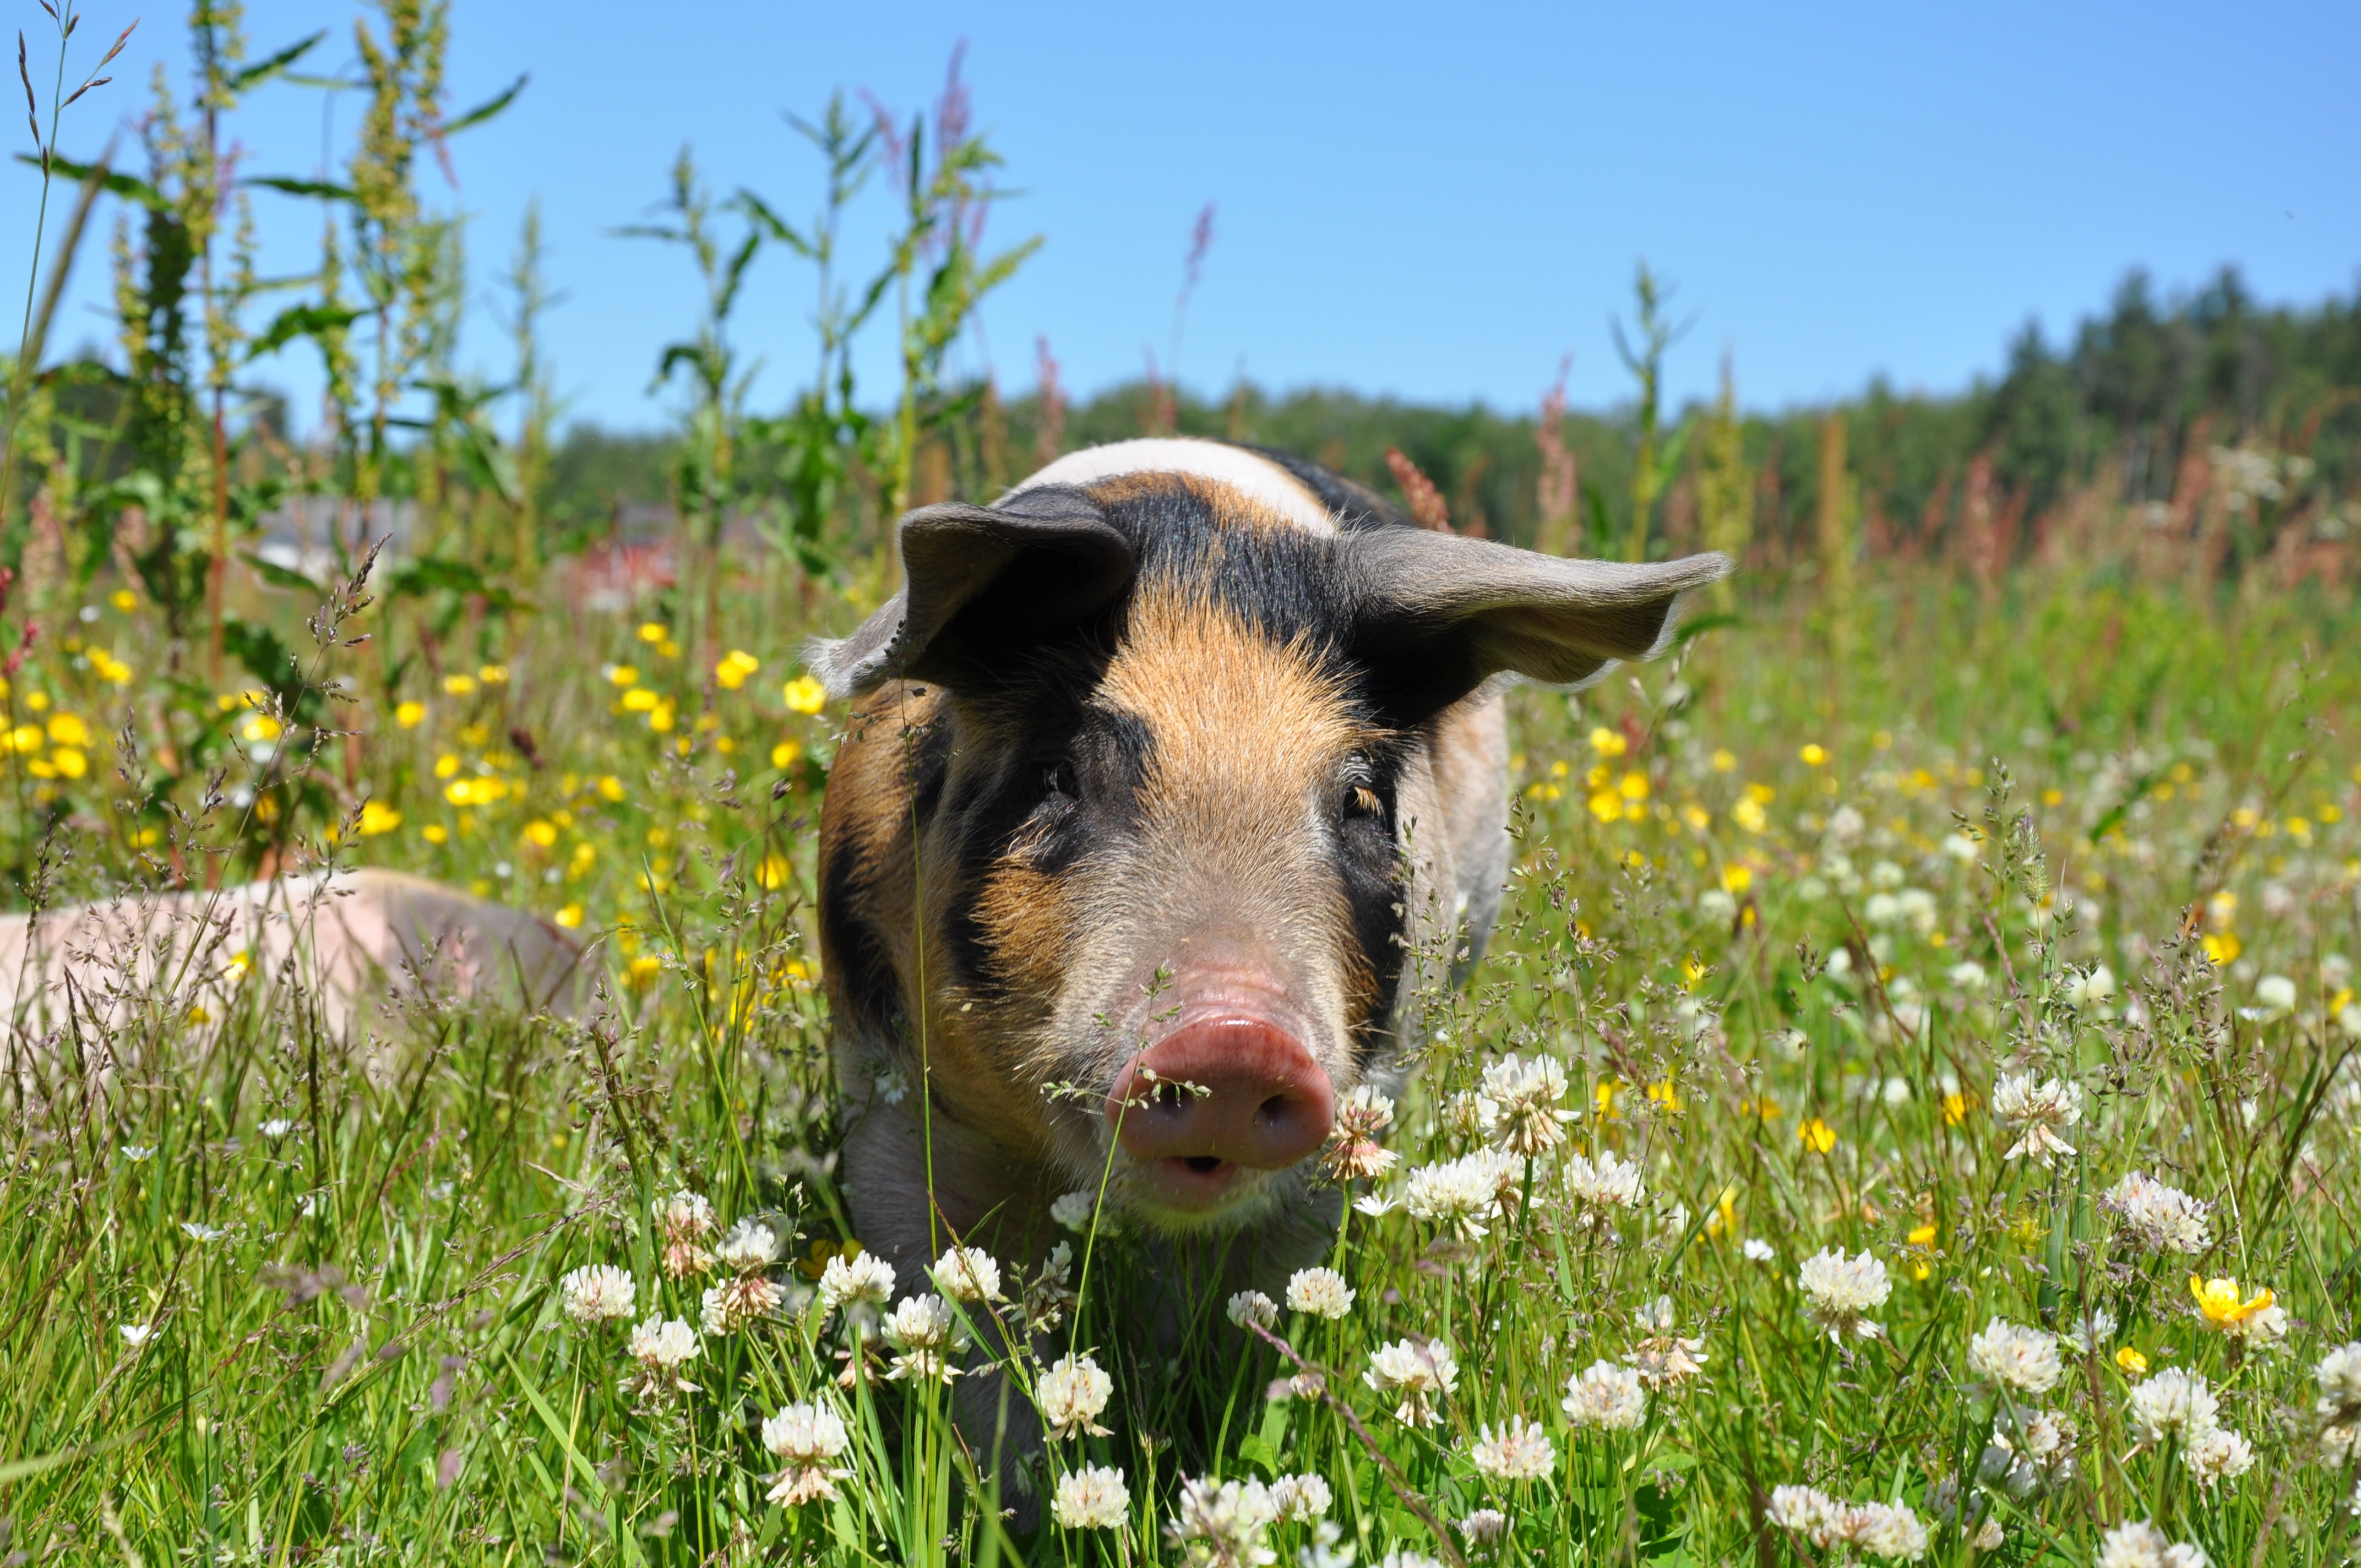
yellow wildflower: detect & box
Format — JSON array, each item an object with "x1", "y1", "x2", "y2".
[
  {"x1": 715, "y1": 649, "x2": 761, "y2": 690},
  {"x1": 443, "y1": 673, "x2": 478, "y2": 697},
  {"x1": 554, "y1": 903, "x2": 584, "y2": 929},
  {"x1": 782, "y1": 674, "x2": 827, "y2": 715},
  {"x1": 1798, "y1": 1118, "x2": 1837, "y2": 1153},
  {"x1": 46, "y1": 713, "x2": 90, "y2": 748},
  {"x1": 1799, "y1": 743, "x2": 1828, "y2": 766},
  {"x1": 51, "y1": 748, "x2": 86, "y2": 779},
  {"x1": 2189, "y1": 1275, "x2": 2275, "y2": 1330},
  {"x1": 395, "y1": 700, "x2": 426, "y2": 729},
  {"x1": 422, "y1": 824, "x2": 449, "y2": 845},
  {"x1": 358, "y1": 800, "x2": 402, "y2": 836},
  {"x1": 478, "y1": 664, "x2": 509, "y2": 684},
  {"x1": 2115, "y1": 1346, "x2": 2148, "y2": 1378},
  {"x1": 772, "y1": 738, "x2": 803, "y2": 771},
  {"x1": 523, "y1": 820, "x2": 558, "y2": 850},
  {"x1": 622, "y1": 688, "x2": 660, "y2": 713},
  {"x1": 637, "y1": 622, "x2": 667, "y2": 644},
  {"x1": 111, "y1": 589, "x2": 137, "y2": 612},
  {"x1": 1588, "y1": 726, "x2": 1628, "y2": 758},
  {"x1": 1710, "y1": 748, "x2": 1736, "y2": 772}
]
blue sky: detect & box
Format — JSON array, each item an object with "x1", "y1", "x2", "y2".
[{"x1": 9, "y1": 1, "x2": 2358, "y2": 435}]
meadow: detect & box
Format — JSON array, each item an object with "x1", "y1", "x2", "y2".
[{"x1": 6, "y1": 5, "x2": 2361, "y2": 1564}]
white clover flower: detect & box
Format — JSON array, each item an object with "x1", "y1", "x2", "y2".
[
  {"x1": 2126, "y1": 1368, "x2": 2219, "y2": 1446},
  {"x1": 1050, "y1": 1190, "x2": 1100, "y2": 1232},
  {"x1": 1742, "y1": 1237, "x2": 1776, "y2": 1262},
  {"x1": 2101, "y1": 1172, "x2": 2212, "y2": 1255},
  {"x1": 1054, "y1": 1464, "x2": 1129, "y2": 1529},
  {"x1": 1482, "y1": 1054, "x2": 1576, "y2": 1157},
  {"x1": 1765, "y1": 1484, "x2": 1843, "y2": 1543},
  {"x1": 1037, "y1": 1352, "x2": 1113, "y2": 1440},
  {"x1": 2253, "y1": 973, "x2": 2297, "y2": 1015},
  {"x1": 1364, "y1": 1338, "x2": 1459, "y2": 1427},
  {"x1": 1227, "y1": 1289, "x2": 1279, "y2": 1330},
  {"x1": 2186, "y1": 1425, "x2": 2254, "y2": 1488},
  {"x1": 1560, "y1": 1360, "x2": 1646, "y2": 1430},
  {"x1": 2061, "y1": 1306, "x2": 2118, "y2": 1356},
  {"x1": 1989, "y1": 1072, "x2": 2083, "y2": 1167},
  {"x1": 1404, "y1": 1151, "x2": 1506, "y2": 1240},
  {"x1": 1968, "y1": 1317, "x2": 2063, "y2": 1395},
  {"x1": 620, "y1": 1316, "x2": 701, "y2": 1398},
  {"x1": 715, "y1": 1217, "x2": 782, "y2": 1275},
  {"x1": 1981, "y1": 1406, "x2": 2080, "y2": 1498},
  {"x1": 1564, "y1": 1148, "x2": 1645, "y2": 1217},
  {"x1": 559, "y1": 1264, "x2": 637, "y2": 1325},
  {"x1": 1468, "y1": 1415, "x2": 1554, "y2": 1480},
  {"x1": 930, "y1": 1245, "x2": 1004, "y2": 1303},
  {"x1": 1323, "y1": 1084, "x2": 1400, "y2": 1182},
  {"x1": 2064, "y1": 963, "x2": 2117, "y2": 1010},
  {"x1": 880, "y1": 1293, "x2": 968, "y2": 1384},
  {"x1": 1267, "y1": 1473, "x2": 1332, "y2": 1522},
  {"x1": 1286, "y1": 1267, "x2": 1355, "y2": 1321},
  {"x1": 1946, "y1": 960, "x2": 1989, "y2": 990},
  {"x1": 700, "y1": 1273, "x2": 785, "y2": 1335},
  {"x1": 761, "y1": 1399, "x2": 850, "y2": 1506},
  {"x1": 1797, "y1": 1248, "x2": 1891, "y2": 1343},
  {"x1": 1941, "y1": 832, "x2": 1981, "y2": 863},
  {"x1": 1844, "y1": 1502, "x2": 1929, "y2": 1561},
  {"x1": 1166, "y1": 1474, "x2": 1277, "y2": 1567},
  {"x1": 818, "y1": 1250, "x2": 895, "y2": 1325},
  {"x1": 1456, "y1": 1509, "x2": 1509, "y2": 1545},
  {"x1": 2097, "y1": 1520, "x2": 2210, "y2": 1568},
  {"x1": 2314, "y1": 1342, "x2": 2361, "y2": 1460},
  {"x1": 1766, "y1": 1485, "x2": 1928, "y2": 1559},
  {"x1": 654, "y1": 1191, "x2": 717, "y2": 1278}
]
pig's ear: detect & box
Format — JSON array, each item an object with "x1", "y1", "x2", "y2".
[
  {"x1": 1349, "y1": 530, "x2": 1729, "y2": 714},
  {"x1": 807, "y1": 494, "x2": 1135, "y2": 698}
]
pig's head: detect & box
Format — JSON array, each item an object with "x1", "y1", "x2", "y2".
[{"x1": 815, "y1": 442, "x2": 1722, "y2": 1231}]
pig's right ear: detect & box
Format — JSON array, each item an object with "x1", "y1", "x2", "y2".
[{"x1": 807, "y1": 494, "x2": 1136, "y2": 698}]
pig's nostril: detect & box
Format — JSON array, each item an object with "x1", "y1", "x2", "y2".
[
  {"x1": 1259, "y1": 1095, "x2": 1292, "y2": 1124},
  {"x1": 1184, "y1": 1155, "x2": 1222, "y2": 1174}
]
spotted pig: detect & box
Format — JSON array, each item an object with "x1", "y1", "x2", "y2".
[{"x1": 814, "y1": 437, "x2": 1724, "y2": 1294}]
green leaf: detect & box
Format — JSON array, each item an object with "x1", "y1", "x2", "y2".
[
  {"x1": 16, "y1": 153, "x2": 163, "y2": 210},
  {"x1": 238, "y1": 552, "x2": 324, "y2": 595},
  {"x1": 444, "y1": 73, "x2": 529, "y2": 135},
  {"x1": 247, "y1": 175, "x2": 358, "y2": 202},
  {"x1": 1671, "y1": 611, "x2": 1742, "y2": 647},
  {"x1": 231, "y1": 30, "x2": 326, "y2": 92},
  {"x1": 247, "y1": 303, "x2": 362, "y2": 361}
]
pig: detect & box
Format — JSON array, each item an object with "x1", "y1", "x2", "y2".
[
  {"x1": 814, "y1": 437, "x2": 1724, "y2": 1311},
  {"x1": 0, "y1": 868, "x2": 586, "y2": 1065}
]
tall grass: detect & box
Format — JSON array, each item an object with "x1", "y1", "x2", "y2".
[{"x1": 1, "y1": 7, "x2": 2359, "y2": 1566}]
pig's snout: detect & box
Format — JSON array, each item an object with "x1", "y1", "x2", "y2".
[{"x1": 1108, "y1": 1016, "x2": 1334, "y2": 1207}]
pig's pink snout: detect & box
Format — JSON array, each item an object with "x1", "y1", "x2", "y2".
[{"x1": 1108, "y1": 1019, "x2": 1334, "y2": 1204}]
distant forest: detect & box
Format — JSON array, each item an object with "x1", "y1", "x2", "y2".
[{"x1": 545, "y1": 266, "x2": 2361, "y2": 571}]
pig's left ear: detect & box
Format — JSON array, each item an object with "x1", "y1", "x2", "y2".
[
  {"x1": 1348, "y1": 530, "x2": 1729, "y2": 714},
  {"x1": 808, "y1": 493, "x2": 1136, "y2": 698}
]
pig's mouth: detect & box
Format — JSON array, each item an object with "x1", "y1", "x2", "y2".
[{"x1": 1103, "y1": 1008, "x2": 1336, "y2": 1222}]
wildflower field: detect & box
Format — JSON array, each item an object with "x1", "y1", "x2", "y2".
[
  {"x1": 3, "y1": 557, "x2": 2358, "y2": 1567},
  {"x1": 8, "y1": 5, "x2": 2361, "y2": 1565}
]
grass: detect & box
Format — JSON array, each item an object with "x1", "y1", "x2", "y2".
[{"x1": 0, "y1": 563, "x2": 2356, "y2": 1566}]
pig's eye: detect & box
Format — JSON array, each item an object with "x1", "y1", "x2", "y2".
[
  {"x1": 1341, "y1": 785, "x2": 1384, "y2": 821},
  {"x1": 1041, "y1": 759, "x2": 1080, "y2": 802}
]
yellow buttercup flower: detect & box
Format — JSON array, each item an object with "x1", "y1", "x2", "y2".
[
  {"x1": 638, "y1": 622, "x2": 668, "y2": 645},
  {"x1": 395, "y1": 700, "x2": 426, "y2": 729},
  {"x1": 782, "y1": 674, "x2": 828, "y2": 715},
  {"x1": 358, "y1": 800, "x2": 402, "y2": 836},
  {"x1": 1798, "y1": 1118, "x2": 1837, "y2": 1153},
  {"x1": 1799, "y1": 743, "x2": 1828, "y2": 766},
  {"x1": 2189, "y1": 1274, "x2": 2275, "y2": 1329},
  {"x1": 1587, "y1": 726, "x2": 1628, "y2": 758},
  {"x1": 715, "y1": 649, "x2": 761, "y2": 690},
  {"x1": 443, "y1": 672, "x2": 478, "y2": 697}
]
